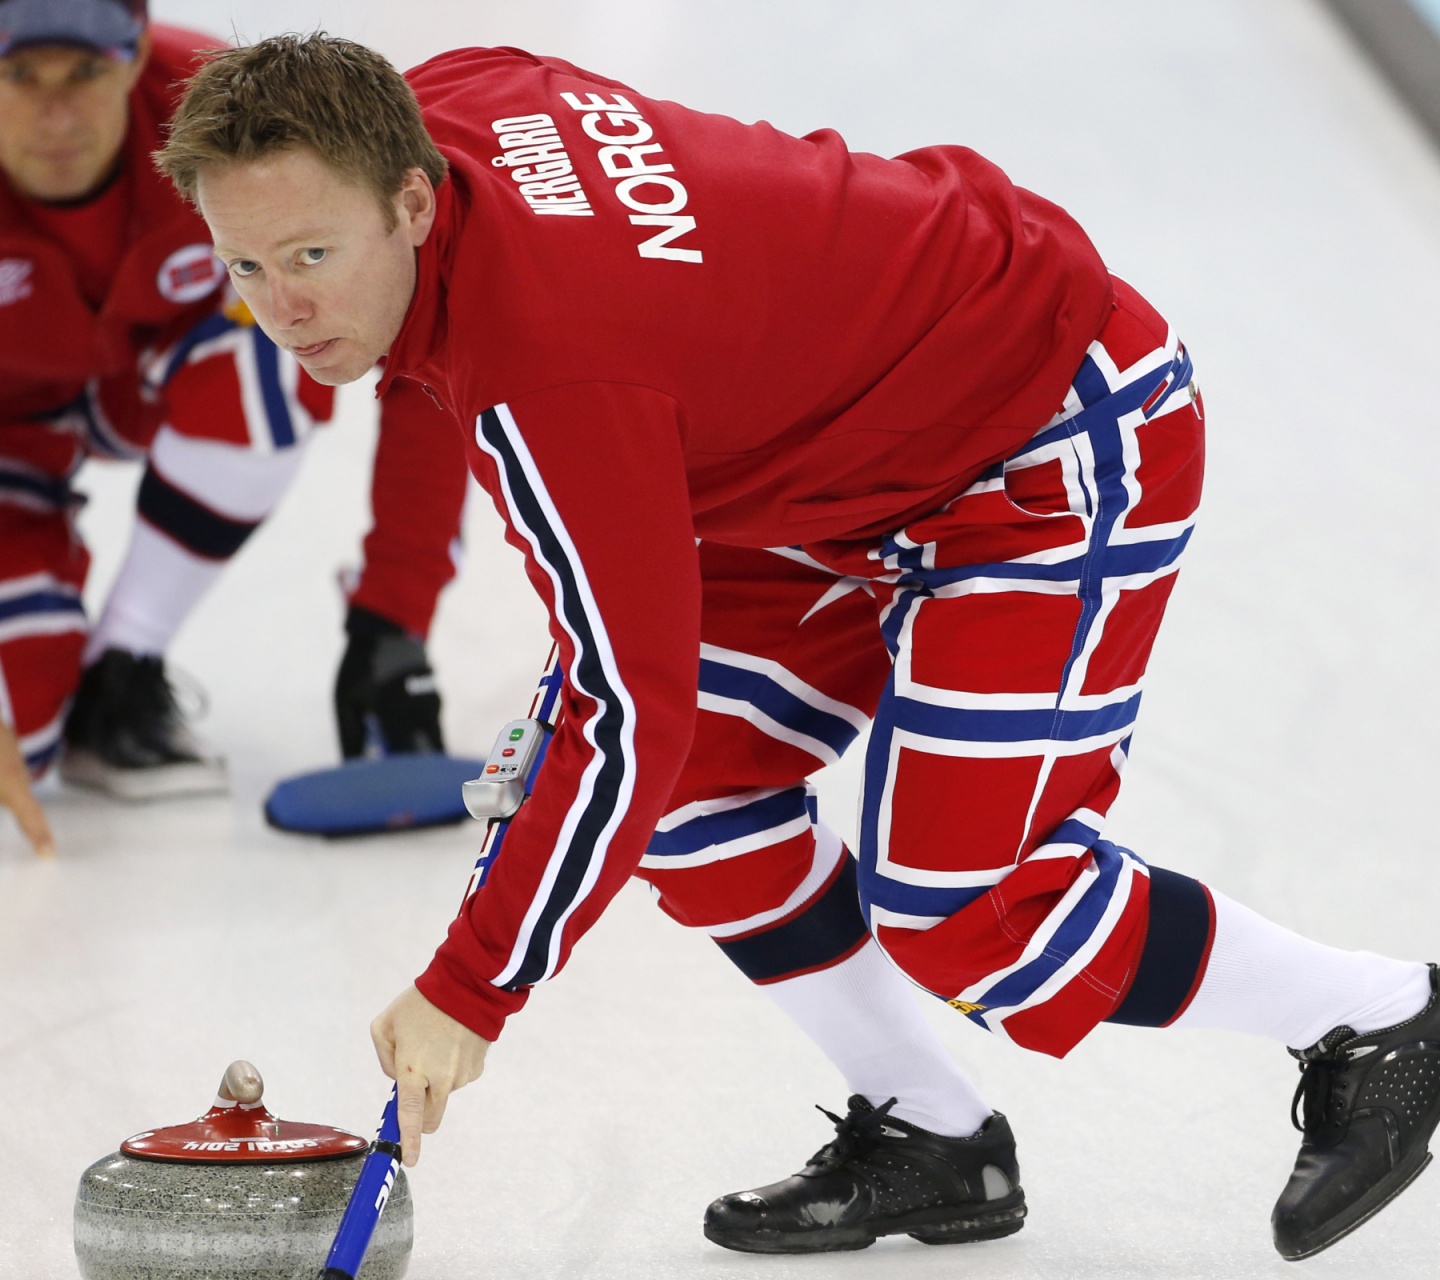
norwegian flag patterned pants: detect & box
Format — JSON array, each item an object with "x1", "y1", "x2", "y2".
[
  {"x1": 642, "y1": 278, "x2": 1210, "y2": 1058},
  {"x1": 1, "y1": 306, "x2": 332, "y2": 775}
]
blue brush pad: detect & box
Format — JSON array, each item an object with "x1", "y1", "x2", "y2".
[{"x1": 264, "y1": 755, "x2": 487, "y2": 837}]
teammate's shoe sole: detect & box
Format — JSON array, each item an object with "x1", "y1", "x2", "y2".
[{"x1": 59, "y1": 749, "x2": 229, "y2": 801}]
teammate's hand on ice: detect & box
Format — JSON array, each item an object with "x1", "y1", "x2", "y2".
[
  {"x1": 0, "y1": 721, "x2": 56, "y2": 858},
  {"x1": 370, "y1": 984, "x2": 490, "y2": 1166},
  {"x1": 335, "y1": 605, "x2": 445, "y2": 759}
]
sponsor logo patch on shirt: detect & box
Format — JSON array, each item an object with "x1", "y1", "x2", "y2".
[
  {"x1": 491, "y1": 113, "x2": 594, "y2": 217},
  {"x1": 156, "y1": 243, "x2": 226, "y2": 304},
  {"x1": 0, "y1": 257, "x2": 35, "y2": 307}
]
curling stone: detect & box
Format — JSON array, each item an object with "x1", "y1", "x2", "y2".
[{"x1": 74, "y1": 1060, "x2": 412, "y2": 1279}]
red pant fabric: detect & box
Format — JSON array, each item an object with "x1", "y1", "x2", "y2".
[
  {"x1": 636, "y1": 541, "x2": 888, "y2": 980},
  {"x1": 640, "y1": 279, "x2": 1205, "y2": 1053},
  {"x1": 811, "y1": 279, "x2": 1206, "y2": 1055},
  {"x1": 0, "y1": 504, "x2": 88, "y2": 771}
]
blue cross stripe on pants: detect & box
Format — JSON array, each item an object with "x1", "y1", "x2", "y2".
[
  {"x1": 855, "y1": 339, "x2": 1197, "y2": 1035},
  {"x1": 697, "y1": 653, "x2": 866, "y2": 764},
  {"x1": 645, "y1": 786, "x2": 816, "y2": 862}
]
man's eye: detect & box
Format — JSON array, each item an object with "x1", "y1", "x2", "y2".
[
  {"x1": 299, "y1": 248, "x2": 327, "y2": 265},
  {"x1": 228, "y1": 260, "x2": 259, "y2": 278}
]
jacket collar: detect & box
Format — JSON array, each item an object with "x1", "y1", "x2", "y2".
[{"x1": 375, "y1": 172, "x2": 459, "y2": 398}]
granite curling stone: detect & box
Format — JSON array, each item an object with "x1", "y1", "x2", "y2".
[{"x1": 74, "y1": 1060, "x2": 412, "y2": 1279}]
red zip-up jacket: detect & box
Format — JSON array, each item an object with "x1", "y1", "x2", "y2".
[
  {"x1": 349, "y1": 378, "x2": 468, "y2": 638},
  {"x1": 385, "y1": 47, "x2": 1114, "y2": 1040},
  {"x1": 0, "y1": 26, "x2": 228, "y2": 476}
]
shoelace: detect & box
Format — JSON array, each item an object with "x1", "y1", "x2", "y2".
[
  {"x1": 1289, "y1": 1023, "x2": 1359, "y2": 1136},
  {"x1": 128, "y1": 658, "x2": 209, "y2": 731},
  {"x1": 807, "y1": 1097, "x2": 901, "y2": 1174},
  {"x1": 1291, "y1": 1056, "x2": 1350, "y2": 1135}
]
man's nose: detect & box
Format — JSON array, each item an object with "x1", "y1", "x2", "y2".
[
  {"x1": 267, "y1": 277, "x2": 313, "y2": 330},
  {"x1": 36, "y1": 93, "x2": 82, "y2": 134}
]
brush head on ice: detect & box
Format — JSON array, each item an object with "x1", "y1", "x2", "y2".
[{"x1": 265, "y1": 754, "x2": 487, "y2": 837}]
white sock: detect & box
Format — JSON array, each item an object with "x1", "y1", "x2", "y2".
[
  {"x1": 1170, "y1": 888, "x2": 1432, "y2": 1049},
  {"x1": 86, "y1": 430, "x2": 307, "y2": 663},
  {"x1": 85, "y1": 520, "x2": 228, "y2": 660},
  {"x1": 758, "y1": 938, "x2": 994, "y2": 1137},
  {"x1": 146, "y1": 427, "x2": 309, "y2": 517}
]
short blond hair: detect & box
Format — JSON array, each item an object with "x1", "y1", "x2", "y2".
[{"x1": 156, "y1": 33, "x2": 447, "y2": 227}]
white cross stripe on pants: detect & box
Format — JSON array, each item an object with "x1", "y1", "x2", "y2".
[
  {"x1": 642, "y1": 784, "x2": 813, "y2": 870},
  {"x1": 697, "y1": 642, "x2": 870, "y2": 767},
  {"x1": 641, "y1": 782, "x2": 849, "y2": 938},
  {"x1": 0, "y1": 573, "x2": 86, "y2": 647},
  {"x1": 840, "y1": 309, "x2": 1205, "y2": 1057}
]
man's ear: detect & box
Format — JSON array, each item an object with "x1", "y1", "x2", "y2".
[
  {"x1": 399, "y1": 167, "x2": 437, "y2": 246},
  {"x1": 125, "y1": 26, "x2": 152, "y2": 87}
]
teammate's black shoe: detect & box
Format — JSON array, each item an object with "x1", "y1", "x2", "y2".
[
  {"x1": 703, "y1": 1096, "x2": 1026, "y2": 1254},
  {"x1": 60, "y1": 649, "x2": 227, "y2": 800},
  {"x1": 1272, "y1": 963, "x2": 1440, "y2": 1260}
]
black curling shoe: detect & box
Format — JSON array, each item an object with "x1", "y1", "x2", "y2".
[
  {"x1": 61, "y1": 649, "x2": 227, "y2": 800},
  {"x1": 703, "y1": 1096, "x2": 1026, "y2": 1254},
  {"x1": 1272, "y1": 963, "x2": 1440, "y2": 1260}
]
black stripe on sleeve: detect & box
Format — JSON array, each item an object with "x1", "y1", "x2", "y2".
[{"x1": 477, "y1": 407, "x2": 631, "y2": 990}]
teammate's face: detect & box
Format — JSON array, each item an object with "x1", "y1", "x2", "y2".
[
  {"x1": 198, "y1": 147, "x2": 436, "y2": 386},
  {"x1": 0, "y1": 36, "x2": 149, "y2": 201}
]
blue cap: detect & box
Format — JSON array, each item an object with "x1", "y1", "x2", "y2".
[{"x1": 0, "y1": 0, "x2": 147, "y2": 59}]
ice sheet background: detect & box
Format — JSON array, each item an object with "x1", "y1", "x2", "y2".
[{"x1": 4, "y1": 1, "x2": 1440, "y2": 1275}]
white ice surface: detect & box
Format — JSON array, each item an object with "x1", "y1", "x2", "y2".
[{"x1": 4, "y1": 1, "x2": 1440, "y2": 1276}]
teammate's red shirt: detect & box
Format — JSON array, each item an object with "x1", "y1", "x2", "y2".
[
  {"x1": 386, "y1": 47, "x2": 1115, "y2": 1040},
  {"x1": 349, "y1": 379, "x2": 468, "y2": 638},
  {"x1": 0, "y1": 26, "x2": 227, "y2": 475}
]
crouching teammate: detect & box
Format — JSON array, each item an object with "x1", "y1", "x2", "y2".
[
  {"x1": 0, "y1": 0, "x2": 330, "y2": 848},
  {"x1": 160, "y1": 37, "x2": 1440, "y2": 1262}
]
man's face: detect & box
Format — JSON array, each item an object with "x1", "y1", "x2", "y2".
[
  {"x1": 0, "y1": 35, "x2": 148, "y2": 201},
  {"x1": 198, "y1": 147, "x2": 435, "y2": 386}
]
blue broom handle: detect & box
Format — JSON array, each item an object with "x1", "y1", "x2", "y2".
[{"x1": 320, "y1": 1088, "x2": 403, "y2": 1278}]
